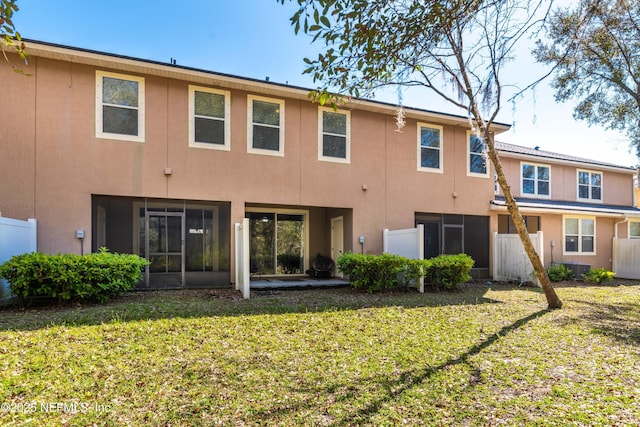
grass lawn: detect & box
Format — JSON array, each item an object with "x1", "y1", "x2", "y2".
[{"x1": 0, "y1": 281, "x2": 638, "y2": 426}]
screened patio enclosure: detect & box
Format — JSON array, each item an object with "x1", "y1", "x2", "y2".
[{"x1": 92, "y1": 195, "x2": 231, "y2": 288}]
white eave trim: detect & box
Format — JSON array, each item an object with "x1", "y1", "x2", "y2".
[
  {"x1": 490, "y1": 200, "x2": 640, "y2": 218},
  {"x1": 496, "y1": 150, "x2": 636, "y2": 174}
]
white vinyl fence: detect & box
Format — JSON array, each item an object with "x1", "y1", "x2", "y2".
[
  {"x1": 383, "y1": 225, "x2": 425, "y2": 292},
  {"x1": 0, "y1": 216, "x2": 37, "y2": 301},
  {"x1": 612, "y1": 237, "x2": 640, "y2": 279},
  {"x1": 493, "y1": 231, "x2": 543, "y2": 285},
  {"x1": 234, "y1": 219, "x2": 250, "y2": 299}
]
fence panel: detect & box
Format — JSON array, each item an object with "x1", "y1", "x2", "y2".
[
  {"x1": 383, "y1": 225, "x2": 424, "y2": 292},
  {"x1": 493, "y1": 232, "x2": 543, "y2": 284},
  {"x1": 0, "y1": 216, "x2": 37, "y2": 300},
  {"x1": 612, "y1": 237, "x2": 640, "y2": 279}
]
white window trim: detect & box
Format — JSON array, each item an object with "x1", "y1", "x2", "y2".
[
  {"x1": 188, "y1": 85, "x2": 230, "y2": 151},
  {"x1": 629, "y1": 220, "x2": 640, "y2": 239},
  {"x1": 466, "y1": 131, "x2": 489, "y2": 178},
  {"x1": 520, "y1": 161, "x2": 551, "y2": 198},
  {"x1": 95, "y1": 70, "x2": 145, "y2": 142},
  {"x1": 577, "y1": 169, "x2": 603, "y2": 202},
  {"x1": 318, "y1": 106, "x2": 350, "y2": 163},
  {"x1": 563, "y1": 215, "x2": 596, "y2": 255},
  {"x1": 247, "y1": 94, "x2": 285, "y2": 157},
  {"x1": 416, "y1": 122, "x2": 444, "y2": 173}
]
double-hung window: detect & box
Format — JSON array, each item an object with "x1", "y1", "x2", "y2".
[
  {"x1": 417, "y1": 123, "x2": 443, "y2": 172},
  {"x1": 521, "y1": 163, "x2": 550, "y2": 197},
  {"x1": 247, "y1": 95, "x2": 285, "y2": 156},
  {"x1": 318, "y1": 107, "x2": 350, "y2": 162},
  {"x1": 577, "y1": 170, "x2": 602, "y2": 201},
  {"x1": 630, "y1": 221, "x2": 640, "y2": 239},
  {"x1": 467, "y1": 131, "x2": 488, "y2": 177},
  {"x1": 189, "y1": 86, "x2": 230, "y2": 150},
  {"x1": 564, "y1": 216, "x2": 595, "y2": 254},
  {"x1": 96, "y1": 71, "x2": 145, "y2": 142}
]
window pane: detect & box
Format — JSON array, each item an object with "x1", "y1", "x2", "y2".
[
  {"x1": 578, "y1": 185, "x2": 589, "y2": 199},
  {"x1": 565, "y1": 218, "x2": 578, "y2": 234},
  {"x1": 582, "y1": 236, "x2": 594, "y2": 252},
  {"x1": 522, "y1": 164, "x2": 534, "y2": 179},
  {"x1": 323, "y1": 111, "x2": 346, "y2": 135},
  {"x1": 103, "y1": 77, "x2": 138, "y2": 107},
  {"x1": 323, "y1": 135, "x2": 346, "y2": 158},
  {"x1": 538, "y1": 181, "x2": 549, "y2": 195},
  {"x1": 582, "y1": 219, "x2": 594, "y2": 235},
  {"x1": 421, "y1": 147, "x2": 440, "y2": 168},
  {"x1": 538, "y1": 166, "x2": 550, "y2": 181},
  {"x1": 103, "y1": 106, "x2": 138, "y2": 135},
  {"x1": 630, "y1": 222, "x2": 640, "y2": 237},
  {"x1": 470, "y1": 153, "x2": 486, "y2": 174},
  {"x1": 578, "y1": 171, "x2": 589, "y2": 185},
  {"x1": 253, "y1": 125, "x2": 280, "y2": 151},
  {"x1": 591, "y1": 173, "x2": 602, "y2": 187},
  {"x1": 565, "y1": 236, "x2": 578, "y2": 252},
  {"x1": 195, "y1": 117, "x2": 224, "y2": 145},
  {"x1": 253, "y1": 100, "x2": 280, "y2": 126},
  {"x1": 522, "y1": 179, "x2": 535, "y2": 194},
  {"x1": 420, "y1": 127, "x2": 440, "y2": 148},
  {"x1": 195, "y1": 91, "x2": 225, "y2": 118},
  {"x1": 469, "y1": 134, "x2": 484, "y2": 153},
  {"x1": 591, "y1": 186, "x2": 601, "y2": 200}
]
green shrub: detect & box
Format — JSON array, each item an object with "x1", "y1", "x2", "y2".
[
  {"x1": 423, "y1": 254, "x2": 474, "y2": 291},
  {"x1": 581, "y1": 268, "x2": 615, "y2": 284},
  {"x1": 0, "y1": 248, "x2": 149, "y2": 306},
  {"x1": 546, "y1": 264, "x2": 575, "y2": 282},
  {"x1": 337, "y1": 252, "x2": 473, "y2": 292}
]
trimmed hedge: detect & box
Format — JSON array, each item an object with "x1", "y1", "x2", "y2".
[
  {"x1": 337, "y1": 252, "x2": 474, "y2": 292},
  {"x1": 0, "y1": 248, "x2": 149, "y2": 306}
]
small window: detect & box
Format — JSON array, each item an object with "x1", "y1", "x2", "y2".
[
  {"x1": 498, "y1": 214, "x2": 540, "y2": 234},
  {"x1": 564, "y1": 216, "x2": 595, "y2": 254},
  {"x1": 318, "y1": 107, "x2": 350, "y2": 163},
  {"x1": 189, "y1": 86, "x2": 230, "y2": 150},
  {"x1": 577, "y1": 170, "x2": 602, "y2": 201},
  {"x1": 630, "y1": 221, "x2": 640, "y2": 238},
  {"x1": 96, "y1": 71, "x2": 145, "y2": 142},
  {"x1": 521, "y1": 163, "x2": 550, "y2": 197},
  {"x1": 247, "y1": 95, "x2": 284, "y2": 156},
  {"x1": 467, "y1": 131, "x2": 488, "y2": 177},
  {"x1": 417, "y1": 123, "x2": 443, "y2": 172}
]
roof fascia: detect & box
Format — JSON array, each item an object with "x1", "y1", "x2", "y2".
[{"x1": 497, "y1": 150, "x2": 636, "y2": 174}]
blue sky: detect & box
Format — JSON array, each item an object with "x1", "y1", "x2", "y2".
[{"x1": 13, "y1": 0, "x2": 638, "y2": 167}]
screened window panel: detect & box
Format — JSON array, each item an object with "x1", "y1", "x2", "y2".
[
  {"x1": 195, "y1": 117, "x2": 225, "y2": 145},
  {"x1": 103, "y1": 106, "x2": 138, "y2": 135},
  {"x1": 102, "y1": 77, "x2": 138, "y2": 107},
  {"x1": 631, "y1": 222, "x2": 640, "y2": 238},
  {"x1": 253, "y1": 100, "x2": 280, "y2": 126},
  {"x1": 253, "y1": 125, "x2": 280, "y2": 151},
  {"x1": 323, "y1": 111, "x2": 346, "y2": 134},
  {"x1": 323, "y1": 134, "x2": 346, "y2": 158},
  {"x1": 194, "y1": 91, "x2": 225, "y2": 118}
]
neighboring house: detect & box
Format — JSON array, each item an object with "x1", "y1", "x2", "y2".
[
  {"x1": 0, "y1": 40, "x2": 511, "y2": 288},
  {"x1": 493, "y1": 142, "x2": 640, "y2": 277}
]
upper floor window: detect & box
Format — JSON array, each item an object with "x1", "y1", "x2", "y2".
[
  {"x1": 189, "y1": 86, "x2": 230, "y2": 150},
  {"x1": 318, "y1": 107, "x2": 350, "y2": 163},
  {"x1": 577, "y1": 169, "x2": 602, "y2": 201},
  {"x1": 417, "y1": 123, "x2": 443, "y2": 172},
  {"x1": 521, "y1": 162, "x2": 550, "y2": 197},
  {"x1": 564, "y1": 216, "x2": 595, "y2": 254},
  {"x1": 96, "y1": 71, "x2": 145, "y2": 142},
  {"x1": 630, "y1": 221, "x2": 640, "y2": 238},
  {"x1": 248, "y1": 95, "x2": 284, "y2": 156},
  {"x1": 467, "y1": 132, "x2": 488, "y2": 177}
]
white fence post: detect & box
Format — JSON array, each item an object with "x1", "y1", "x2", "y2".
[{"x1": 234, "y1": 219, "x2": 250, "y2": 299}]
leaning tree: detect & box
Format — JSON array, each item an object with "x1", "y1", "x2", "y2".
[{"x1": 279, "y1": 0, "x2": 562, "y2": 308}]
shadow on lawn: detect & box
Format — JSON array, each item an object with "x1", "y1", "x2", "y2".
[
  {"x1": 572, "y1": 299, "x2": 640, "y2": 345},
  {"x1": 247, "y1": 308, "x2": 550, "y2": 426},
  {"x1": 0, "y1": 285, "x2": 505, "y2": 331}
]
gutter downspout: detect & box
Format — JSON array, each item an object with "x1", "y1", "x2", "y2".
[{"x1": 614, "y1": 216, "x2": 629, "y2": 239}]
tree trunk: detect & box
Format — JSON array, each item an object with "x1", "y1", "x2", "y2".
[{"x1": 484, "y1": 133, "x2": 563, "y2": 309}]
